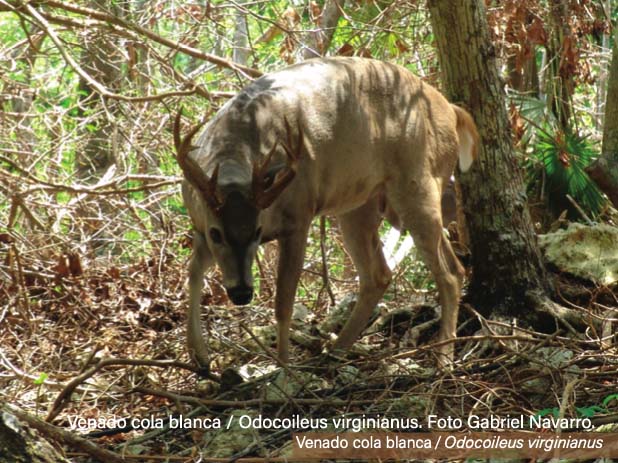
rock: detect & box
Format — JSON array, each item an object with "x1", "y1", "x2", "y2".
[
  {"x1": 335, "y1": 365, "x2": 361, "y2": 386},
  {"x1": 202, "y1": 410, "x2": 257, "y2": 458},
  {"x1": 319, "y1": 293, "x2": 358, "y2": 334},
  {"x1": 538, "y1": 223, "x2": 618, "y2": 285},
  {"x1": 263, "y1": 370, "x2": 326, "y2": 401}
]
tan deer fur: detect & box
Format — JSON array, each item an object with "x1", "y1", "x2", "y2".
[{"x1": 176, "y1": 57, "x2": 479, "y2": 370}]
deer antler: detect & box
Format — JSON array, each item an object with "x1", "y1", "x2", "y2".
[
  {"x1": 174, "y1": 111, "x2": 223, "y2": 213},
  {"x1": 252, "y1": 118, "x2": 304, "y2": 210}
]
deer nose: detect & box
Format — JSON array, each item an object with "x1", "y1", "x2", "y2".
[{"x1": 227, "y1": 285, "x2": 253, "y2": 305}]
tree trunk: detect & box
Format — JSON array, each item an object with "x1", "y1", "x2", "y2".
[
  {"x1": 301, "y1": 0, "x2": 346, "y2": 60},
  {"x1": 546, "y1": 0, "x2": 575, "y2": 130},
  {"x1": 233, "y1": 0, "x2": 250, "y2": 65},
  {"x1": 587, "y1": 24, "x2": 618, "y2": 208},
  {"x1": 427, "y1": 0, "x2": 553, "y2": 322},
  {"x1": 507, "y1": 52, "x2": 540, "y2": 96},
  {"x1": 75, "y1": 0, "x2": 124, "y2": 181},
  {"x1": 595, "y1": 0, "x2": 611, "y2": 131}
]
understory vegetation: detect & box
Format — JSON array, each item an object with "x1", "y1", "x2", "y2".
[{"x1": 1, "y1": 0, "x2": 617, "y2": 461}]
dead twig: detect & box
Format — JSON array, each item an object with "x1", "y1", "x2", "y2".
[
  {"x1": 46, "y1": 358, "x2": 204, "y2": 422},
  {"x1": 0, "y1": 155, "x2": 181, "y2": 196},
  {"x1": 7, "y1": 244, "x2": 32, "y2": 326},
  {"x1": 7, "y1": 0, "x2": 263, "y2": 79},
  {"x1": 66, "y1": 453, "x2": 293, "y2": 462},
  {"x1": 134, "y1": 385, "x2": 376, "y2": 408},
  {"x1": 318, "y1": 216, "x2": 336, "y2": 306}
]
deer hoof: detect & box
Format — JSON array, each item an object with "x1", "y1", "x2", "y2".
[
  {"x1": 195, "y1": 364, "x2": 211, "y2": 379},
  {"x1": 220, "y1": 368, "x2": 244, "y2": 389}
]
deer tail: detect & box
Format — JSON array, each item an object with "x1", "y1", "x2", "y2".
[{"x1": 452, "y1": 105, "x2": 479, "y2": 172}]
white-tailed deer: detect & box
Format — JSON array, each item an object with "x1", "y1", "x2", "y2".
[{"x1": 175, "y1": 57, "x2": 478, "y2": 370}]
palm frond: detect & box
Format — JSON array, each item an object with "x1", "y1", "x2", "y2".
[{"x1": 528, "y1": 129, "x2": 606, "y2": 219}]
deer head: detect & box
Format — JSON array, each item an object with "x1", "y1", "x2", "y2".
[{"x1": 174, "y1": 112, "x2": 303, "y2": 305}]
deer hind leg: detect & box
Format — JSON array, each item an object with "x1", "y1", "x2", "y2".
[
  {"x1": 188, "y1": 230, "x2": 214, "y2": 369},
  {"x1": 390, "y1": 180, "x2": 464, "y2": 366},
  {"x1": 333, "y1": 197, "x2": 392, "y2": 351}
]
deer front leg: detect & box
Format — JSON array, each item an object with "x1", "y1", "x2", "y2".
[
  {"x1": 275, "y1": 229, "x2": 309, "y2": 364},
  {"x1": 188, "y1": 230, "x2": 214, "y2": 370}
]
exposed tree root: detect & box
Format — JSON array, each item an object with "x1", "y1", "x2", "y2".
[{"x1": 526, "y1": 289, "x2": 599, "y2": 335}]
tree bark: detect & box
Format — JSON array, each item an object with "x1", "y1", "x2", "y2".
[
  {"x1": 507, "y1": 52, "x2": 540, "y2": 96},
  {"x1": 587, "y1": 24, "x2": 618, "y2": 208},
  {"x1": 427, "y1": 0, "x2": 553, "y2": 321},
  {"x1": 301, "y1": 0, "x2": 346, "y2": 60},
  {"x1": 233, "y1": 0, "x2": 250, "y2": 65},
  {"x1": 546, "y1": 0, "x2": 575, "y2": 130},
  {"x1": 75, "y1": 0, "x2": 125, "y2": 181},
  {"x1": 595, "y1": 0, "x2": 611, "y2": 131}
]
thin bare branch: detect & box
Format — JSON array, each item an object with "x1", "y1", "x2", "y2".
[{"x1": 6, "y1": 0, "x2": 263, "y2": 79}]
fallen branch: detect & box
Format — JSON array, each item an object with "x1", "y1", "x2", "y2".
[
  {"x1": 133, "y1": 386, "x2": 377, "y2": 408},
  {"x1": 47, "y1": 357, "x2": 206, "y2": 423}
]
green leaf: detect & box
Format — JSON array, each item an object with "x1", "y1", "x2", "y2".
[
  {"x1": 602, "y1": 394, "x2": 618, "y2": 407},
  {"x1": 536, "y1": 407, "x2": 560, "y2": 418},
  {"x1": 526, "y1": 128, "x2": 607, "y2": 219},
  {"x1": 576, "y1": 405, "x2": 605, "y2": 417},
  {"x1": 34, "y1": 372, "x2": 48, "y2": 385}
]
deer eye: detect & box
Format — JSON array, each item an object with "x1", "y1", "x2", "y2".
[
  {"x1": 209, "y1": 228, "x2": 223, "y2": 244},
  {"x1": 254, "y1": 227, "x2": 262, "y2": 241}
]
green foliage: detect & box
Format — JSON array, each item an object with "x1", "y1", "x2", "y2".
[
  {"x1": 576, "y1": 405, "x2": 605, "y2": 417},
  {"x1": 164, "y1": 195, "x2": 187, "y2": 215},
  {"x1": 34, "y1": 371, "x2": 49, "y2": 415},
  {"x1": 511, "y1": 93, "x2": 548, "y2": 145},
  {"x1": 33, "y1": 372, "x2": 48, "y2": 385},
  {"x1": 124, "y1": 229, "x2": 144, "y2": 244},
  {"x1": 527, "y1": 128, "x2": 605, "y2": 219},
  {"x1": 512, "y1": 95, "x2": 606, "y2": 219},
  {"x1": 537, "y1": 391, "x2": 618, "y2": 421},
  {"x1": 0, "y1": 0, "x2": 610, "y2": 304},
  {"x1": 535, "y1": 407, "x2": 560, "y2": 418},
  {"x1": 602, "y1": 393, "x2": 618, "y2": 407}
]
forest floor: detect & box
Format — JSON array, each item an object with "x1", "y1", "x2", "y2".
[{"x1": 1, "y1": 228, "x2": 617, "y2": 462}]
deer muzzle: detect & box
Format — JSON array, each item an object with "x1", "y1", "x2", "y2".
[{"x1": 226, "y1": 284, "x2": 254, "y2": 306}]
